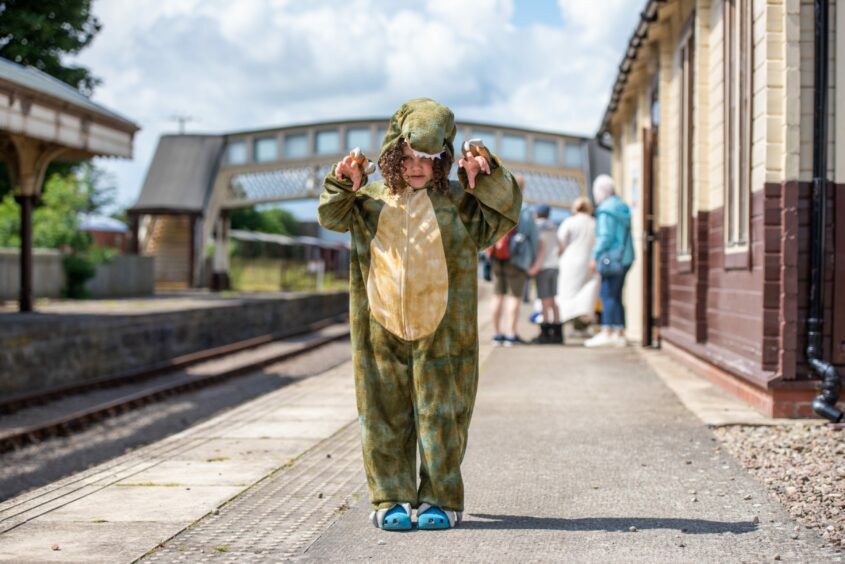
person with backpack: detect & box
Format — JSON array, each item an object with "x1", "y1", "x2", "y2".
[
  {"x1": 527, "y1": 204, "x2": 563, "y2": 344},
  {"x1": 489, "y1": 176, "x2": 539, "y2": 346},
  {"x1": 585, "y1": 174, "x2": 635, "y2": 348}
]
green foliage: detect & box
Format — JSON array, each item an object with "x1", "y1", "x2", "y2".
[
  {"x1": 0, "y1": 161, "x2": 85, "y2": 201},
  {"x1": 62, "y1": 253, "x2": 95, "y2": 298},
  {"x1": 0, "y1": 170, "x2": 119, "y2": 299},
  {"x1": 0, "y1": 169, "x2": 117, "y2": 250},
  {"x1": 88, "y1": 245, "x2": 117, "y2": 265},
  {"x1": 0, "y1": 0, "x2": 102, "y2": 95},
  {"x1": 0, "y1": 193, "x2": 20, "y2": 246},
  {"x1": 32, "y1": 174, "x2": 91, "y2": 252},
  {"x1": 0, "y1": 0, "x2": 104, "y2": 199},
  {"x1": 229, "y1": 207, "x2": 299, "y2": 236}
]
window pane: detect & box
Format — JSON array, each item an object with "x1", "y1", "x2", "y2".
[
  {"x1": 534, "y1": 139, "x2": 558, "y2": 165},
  {"x1": 563, "y1": 143, "x2": 582, "y2": 168},
  {"x1": 347, "y1": 127, "x2": 371, "y2": 151},
  {"x1": 470, "y1": 130, "x2": 497, "y2": 151},
  {"x1": 284, "y1": 133, "x2": 308, "y2": 159},
  {"x1": 316, "y1": 130, "x2": 340, "y2": 155},
  {"x1": 253, "y1": 137, "x2": 277, "y2": 162},
  {"x1": 500, "y1": 134, "x2": 526, "y2": 161},
  {"x1": 226, "y1": 141, "x2": 247, "y2": 165}
]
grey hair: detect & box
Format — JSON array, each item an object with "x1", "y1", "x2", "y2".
[{"x1": 592, "y1": 174, "x2": 615, "y2": 204}]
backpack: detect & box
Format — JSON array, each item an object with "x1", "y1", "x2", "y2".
[{"x1": 489, "y1": 229, "x2": 515, "y2": 260}]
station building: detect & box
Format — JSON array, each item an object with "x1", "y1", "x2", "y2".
[{"x1": 598, "y1": 0, "x2": 844, "y2": 417}]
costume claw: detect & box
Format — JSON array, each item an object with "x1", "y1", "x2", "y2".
[
  {"x1": 462, "y1": 138, "x2": 492, "y2": 162},
  {"x1": 350, "y1": 147, "x2": 377, "y2": 175}
]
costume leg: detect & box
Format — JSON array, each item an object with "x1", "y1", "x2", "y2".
[
  {"x1": 355, "y1": 319, "x2": 417, "y2": 510},
  {"x1": 412, "y1": 329, "x2": 479, "y2": 512}
]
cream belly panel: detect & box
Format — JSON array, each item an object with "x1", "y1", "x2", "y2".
[{"x1": 367, "y1": 188, "x2": 449, "y2": 341}]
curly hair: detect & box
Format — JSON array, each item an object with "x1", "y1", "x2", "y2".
[{"x1": 377, "y1": 138, "x2": 453, "y2": 195}]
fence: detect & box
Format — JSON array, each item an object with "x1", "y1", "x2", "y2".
[
  {"x1": 229, "y1": 256, "x2": 347, "y2": 292},
  {"x1": 0, "y1": 248, "x2": 154, "y2": 300},
  {"x1": 0, "y1": 248, "x2": 63, "y2": 300},
  {"x1": 85, "y1": 255, "x2": 155, "y2": 298}
]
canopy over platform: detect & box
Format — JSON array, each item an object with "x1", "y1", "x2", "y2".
[{"x1": 0, "y1": 57, "x2": 139, "y2": 311}]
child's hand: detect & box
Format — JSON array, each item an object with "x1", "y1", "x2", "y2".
[
  {"x1": 335, "y1": 155, "x2": 364, "y2": 191},
  {"x1": 458, "y1": 153, "x2": 491, "y2": 189}
]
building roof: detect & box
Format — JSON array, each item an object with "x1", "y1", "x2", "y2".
[
  {"x1": 79, "y1": 214, "x2": 129, "y2": 233},
  {"x1": 0, "y1": 57, "x2": 138, "y2": 131},
  {"x1": 131, "y1": 135, "x2": 226, "y2": 213},
  {"x1": 596, "y1": 0, "x2": 665, "y2": 138},
  {"x1": 230, "y1": 229, "x2": 349, "y2": 249}
]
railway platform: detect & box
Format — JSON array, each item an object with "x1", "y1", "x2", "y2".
[
  {"x1": 0, "y1": 313, "x2": 841, "y2": 562},
  {"x1": 0, "y1": 290, "x2": 348, "y2": 399}
]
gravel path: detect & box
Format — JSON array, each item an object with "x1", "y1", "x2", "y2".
[{"x1": 715, "y1": 423, "x2": 845, "y2": 551}]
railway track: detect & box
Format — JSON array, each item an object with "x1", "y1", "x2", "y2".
[{"x1": 0, "y1": 317, "x2": 350, "y2": 454}]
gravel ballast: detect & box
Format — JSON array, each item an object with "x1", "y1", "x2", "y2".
[{"x1": 715, "y1": 423, "x2": 845, "y2": 550}]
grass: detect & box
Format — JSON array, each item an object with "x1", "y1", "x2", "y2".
[
  {"x1": 214, "y1": 545, "x2": 230, "y2": 553},
  {"x1": 229, "y1": 257, "x2": 348, "y2": 293},
  {"x1": 206, "y1": 457, "x2": 230, "y2": 462}
]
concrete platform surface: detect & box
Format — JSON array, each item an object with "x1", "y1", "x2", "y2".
[
  {"x1": 0, "y1": 360, "x2": 357, "y2": 563},
  {"x1": 299, "y1": 344, "x2": 837, "y2": 563},
  {"x1": 0, "y1": 306, "x2": 839, "y2": 562}
]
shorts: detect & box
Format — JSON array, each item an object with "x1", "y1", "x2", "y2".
[
  {"x1": 535, "y1": 268, "x2": 559, "y2": 300},
  {"x1": 491, "y1": 258, "x2": 527, "y2": 298}
]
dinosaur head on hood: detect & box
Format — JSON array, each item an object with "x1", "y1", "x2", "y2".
[{"x1": 379, "y1": 98, "x2": 456, "y2": 161}]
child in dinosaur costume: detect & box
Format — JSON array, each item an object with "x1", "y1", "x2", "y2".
[{"x1": 318, "y1": 98, "x2": 521, "y2": 531}]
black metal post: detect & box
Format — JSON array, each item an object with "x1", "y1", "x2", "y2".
[
  {"x1": 16, "y1": 194, "x2": 34, "y2": 312},
  {"x1": 808, "y1": 0, "x2": 842, "y2": 422},
  {"x1": 128, "y1": 212, "x2": 140, "y2": 255}
]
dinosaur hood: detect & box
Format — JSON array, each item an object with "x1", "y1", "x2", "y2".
[{"x1": 379, "y1": 98, "x2": 456, "y2": 161}]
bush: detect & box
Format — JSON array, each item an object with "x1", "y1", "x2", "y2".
[{"x1": 62, "y1": 254, "x2": 96, "y2": 298}]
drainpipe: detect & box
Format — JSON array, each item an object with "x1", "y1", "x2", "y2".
[{"x1": 808, "y1": 0, "x2": 842, "y2": 422}]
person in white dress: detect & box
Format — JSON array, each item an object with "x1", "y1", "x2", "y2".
[{"x1": 556, "y1": 196, "x2": 600, "y2": 334}]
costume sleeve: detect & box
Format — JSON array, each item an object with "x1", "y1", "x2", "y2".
[
  {"x1": 317, "y1": 165, "x2": 368, "y2": 233},
  {"x1": 592, "y1": 211, "x2": 615, "y2": 259},
  {"x1": 455, "y1": 153, "x2": 522, "y2": 249}
]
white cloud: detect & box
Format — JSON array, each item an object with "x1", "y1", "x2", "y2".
[{"x1": 74, "y1": 0, "x2": 642, "y2": 210}]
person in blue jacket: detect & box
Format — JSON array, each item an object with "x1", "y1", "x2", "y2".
[{"x1": 586, "y1": 175, "x2": 634, "y2": 348}]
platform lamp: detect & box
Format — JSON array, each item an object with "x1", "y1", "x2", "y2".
[{"x1": 1, "y1": 134, "x2": 68, "y2": 312}]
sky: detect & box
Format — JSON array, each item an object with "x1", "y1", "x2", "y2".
[{"x1": 73, "y1": 0, "x2": 643, "y2": 218}]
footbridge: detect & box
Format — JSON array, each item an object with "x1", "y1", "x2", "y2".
[{"x1": 130, "y1": 118, "x2": 608, "y2": 288}]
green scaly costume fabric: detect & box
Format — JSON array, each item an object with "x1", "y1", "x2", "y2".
[{"x1": 318, "y1": 98, "x2": 521, "y2": 511}]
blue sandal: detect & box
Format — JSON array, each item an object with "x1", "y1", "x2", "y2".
[
  {"x1": 370, "y1": 503, "x2": 412, "y2": 531},
  {"x1": 416, "y1": 503, "x2": 460, "y2": 530}
]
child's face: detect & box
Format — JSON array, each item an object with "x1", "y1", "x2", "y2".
[{"x1": 401, "y1": 143, "x2": 434, "y2": 189}]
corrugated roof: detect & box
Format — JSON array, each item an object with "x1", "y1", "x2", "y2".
[
  {"x1": 78, "y1": 213, "x2": 128, "y2": 232},
  {"x1": 0, "y1": 57, "x2": 138, "y2": 130},
  {"x1": 131, "y1": 135, "x2": 225, "y2": 213},
  {"x1": 230, "y1": 229, "x2": 349, "y2": 249}
]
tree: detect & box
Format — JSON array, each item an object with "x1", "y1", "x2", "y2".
[
  {"x1": 230, "y1": 207, "x2": 299, "y2": 236},
  {"x1": 0, "y1": 0, "x2": 102, "y2": 95},
  {"x1": 0, "y1": 172, "x2": 91, "y2": 251},
  {"x1": 0, "y1": 0, "x2": 103, "y2": 199}
]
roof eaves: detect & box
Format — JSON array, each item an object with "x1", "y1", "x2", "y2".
[{"x1": 596, "y1": 0, "x2": 667, "y2": 140}]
